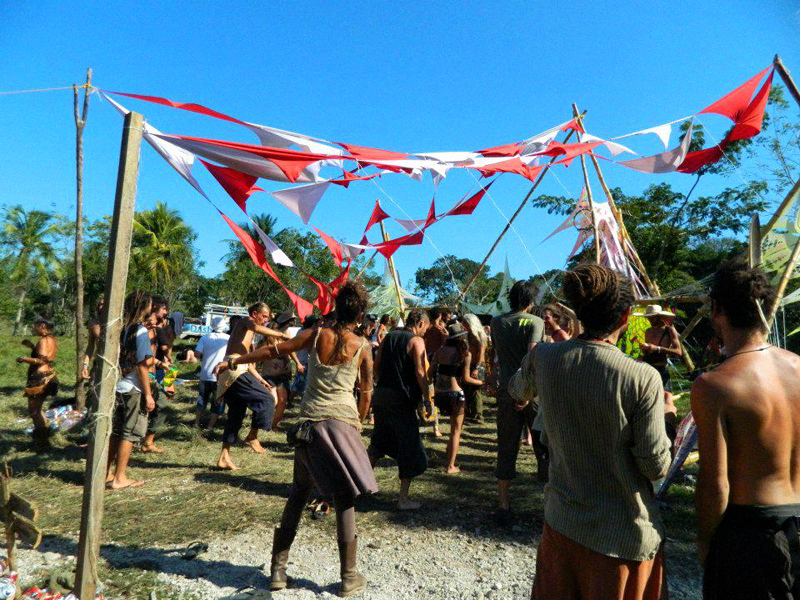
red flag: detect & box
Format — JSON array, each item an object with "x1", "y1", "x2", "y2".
[
  {"x1": 728, "y1": 71, "x2": 774, "y2": 141},
  {"x1": 677, "y1": 140, "x2": 729, "y2": 173},
  {"x1": 470, "y1": 158, "x2": 542, "y2": 182},
  {"x1": 477, "y1": 142, "x2": 525, "y2": 157},
  {"x1": 330, "y1": 170, "x2": 380, "y2": 188},
  {"x1": 365, "y1": 199, "x2": 391, "y2": 232},
  {"x1": 373, "y1": 229, "x2": 425, "y2": 258},
  {"x1": 445, "y1": 180, "x2": 495, "y2": 217},
  {"x1": 534, "y1": 141, "x2": 602, "y2": 166},
  {"x1": 337, "y1": 143, "x2": 407, "y2": 160},
  {"x1": 107, "y1": 90, "x2": 248, "y2": 125},
  {"x1": 699, "y1": 67, "x2": 771, "y2": 122},
  {"x1": 559, "y1": 119, "x2": 585, "y2": 134},
  {"x1": 314, "y1": 227, "x2": 344, "y2": 265},
  {"x1": 425, "y1": 197, "x2": 437, "y2": 228},
  {"x1": 200, "y1": 160, "x2": 262, "y2": 213}
]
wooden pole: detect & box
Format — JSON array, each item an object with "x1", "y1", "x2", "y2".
[
  {"x1": 761, "y1": 176, "x2": 800, "y2": 237},
  {"x1": 572, "y1": 104, "x2": 601, "y2": 264},
  {"x1": 380, "y1": 221, "x2": 406, "y2": 313},
  {"x1": 74, "y1": 68, "x2": 92, "y2": 411},
  {"x1": 767, "y1": 233, "x2": 800, "y2": 326},
  {"x1": 457, "y1": 113, "x2": 586, "y2": 301},
  {"x1": 774, "y1": 55, "x2": 800, "y2": 109},
  {"x1": 354, "y1": 249, "x2": 379, "y2": 280},
  {"x1": 75, "y1": 111, "x2": 143, "y2": 599}
]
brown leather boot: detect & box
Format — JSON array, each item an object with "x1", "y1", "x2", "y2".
[
  {"x1": 269, "y1": 526, "x2": 296, "y2": 591},
  {"x1": 337, "y1": 537, "x2": 367, "y2": 597}
]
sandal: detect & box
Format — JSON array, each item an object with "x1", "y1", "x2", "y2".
[
  {"x1": 182, "y1": 541, "x2": 209, "y2": 560},
  {"x1": 312, "y1": 500, "x2": 331, "y2": 520}
]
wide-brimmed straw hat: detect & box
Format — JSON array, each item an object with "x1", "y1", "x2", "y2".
[
  {"x1": 642, "y1": 305, "x2": 675, "y2": 319},
  {"x1": 447, "y1": 323, "x2": 468, "y2": 341}
]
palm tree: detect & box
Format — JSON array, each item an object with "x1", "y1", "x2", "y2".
[
  {"x1": 131, "y1": 202, "x2": 197, "y2": 303},
  {"x1": 0, "y1": 206, "x2": 61, "y2": 334}
]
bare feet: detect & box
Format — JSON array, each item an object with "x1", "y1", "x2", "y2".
[
  {"x1": 141, "y1": 444, "x2": 165, "y2": 453},
  {"x1": 244, "y1": 438, "x2": 265, "y2": 453},
  {"x1": 445, "y1": 465, "x2": 462, "y2": 474},
  {"x1": 217, "y1": 456, "x2": 240, "y2": 470},
  {"x1": 397, "y1": 497, "x2": 422, "y2": 511},
  {"x1": 433, "y1": 428, "x2": 443, "y2": 439},
  {"x1": 106, "y1": 478, "x2": 145, "y2": 490}
]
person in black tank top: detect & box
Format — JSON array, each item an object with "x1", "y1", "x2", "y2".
[{"x1": 368, "y1": 309, "x2": 432, "y2": 510}]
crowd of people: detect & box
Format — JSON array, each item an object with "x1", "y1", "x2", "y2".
[{"x1": 15, "y1": 257, "x2": 800, "y2": 599}]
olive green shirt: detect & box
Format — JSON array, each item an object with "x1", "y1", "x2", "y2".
[{"x1": 533, "y1": 338, "x2": 672, "y2": 561}]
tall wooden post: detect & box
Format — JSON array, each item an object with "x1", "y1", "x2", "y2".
[
  {"x1": 457, "y1": 112, "x2": 586, "y2": 301},
  {"x1": 75, "y1": 111, "x2": 143, "y2": 599},
  {"x1": 572, "y1": 104, "x2": 601, "y2": 264},
  {"x1": 74, "y1": 68, "x2": 93, "y2": 411},
  {"x1": 774, "y1": 55, "x2": 800, "y2": 109},
  {"x1": 380, "y1": 221, "x2": 406, "y2": 313}
]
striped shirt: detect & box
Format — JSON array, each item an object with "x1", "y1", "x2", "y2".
[{"x1": 533, "y1": 338, "x2": 672, "y2": 561}]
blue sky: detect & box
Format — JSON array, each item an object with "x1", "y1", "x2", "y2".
[{"x1": 1, "y1": 1, "x2": 798, "y2": 300}]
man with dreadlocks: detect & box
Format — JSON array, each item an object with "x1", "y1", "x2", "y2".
[
  {"x1": 530, "y1": 265, "x2": 672, "y2": 600},
  {"x1": 693, "y1": 260, "x2": 800, "y2": 600}
]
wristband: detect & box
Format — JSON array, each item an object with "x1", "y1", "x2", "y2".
[{"x1": 230, "y1": 357, "x2": 238, "y2": 370}]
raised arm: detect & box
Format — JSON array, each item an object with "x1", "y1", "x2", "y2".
[
  {"x1": 692, "y1": 373, "x2": 730, "y2": 566},
  {"x1": 251, "y1": 321, "x2": 292, "y2": 340},
  {"x1": 220, "y1": 327, "x2": 316, "y2": 371}
]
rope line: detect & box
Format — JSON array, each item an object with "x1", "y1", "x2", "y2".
[{"x1": 0, "y1": 84, "x2": 89, "y2": 96}]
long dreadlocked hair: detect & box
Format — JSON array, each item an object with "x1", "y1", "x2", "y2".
[
  {"x1": 331, "y1": 281, "x2": 370, "y2": 362},
  {"x1": 562, "y1": 265, "x2": 634, "y2": 338}
]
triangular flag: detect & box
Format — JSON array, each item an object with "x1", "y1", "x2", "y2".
[
  {"x1": 365, "y1": 199, "x2": 391, "y2": 232},
  {"x1": 729, "y1": 71, "x2": 774, "y2": 141},
  {"x1": 314, "y1": 226, "x2": 344, "y2": 265},
  {"x1": 620, "y1": 122, "x2": 694, "y2": 174},
  {"x1": 270, "y1": 182, "x2": 331, "y2": 224},
  {"x1": 699, "y1": 66, "x2": 771, "y2": 122},
  {"x1": 445, "y1": 180, "x2": 495, "y2": 217},
  {"x1": 199, "y1": 159, "x2": 262, "y2": 213}
]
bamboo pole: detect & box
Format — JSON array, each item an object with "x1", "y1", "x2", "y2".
[
  {"x1": 354, "y1": 249, "x2": 379, "y2": 280},
  {"x1": 761, "y1": 176, "x2": 800, "y2": 237},
  {"x1": 75, "y1": 111, "x2": 144, "y2": 600},
  {"x1": 457, "y1": 112, "x2": 586, "y2": 301},
  {"x1": 572, "y1": 104, "x2": 601, "y2": 265},
  {"x1": 380, "y1": 221, "x2": 406, "y2": 313},
  {"x1": 767, "y1": 233, "x2": 800, "y2": 327},
  {"x1": 774, "y1": 55, "x2": 800, "y2": 109},
  {"x1": 73, "y1": 68, "x2": 92, "y2": 411}
]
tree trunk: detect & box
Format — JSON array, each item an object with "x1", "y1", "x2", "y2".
[
  {"x1": 74, "y1": 69, "x2": 92, "y2": 410},
  {"x1": 13, "y1": 288, "x2": 26, "y2": 336}
]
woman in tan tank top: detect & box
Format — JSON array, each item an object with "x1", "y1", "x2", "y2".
[{"x1": 215, "y1": 282, "x2": 376, "y2": 597}]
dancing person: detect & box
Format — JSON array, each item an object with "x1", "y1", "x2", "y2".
[
  {"x1": 217, "y1": 282, "x2": 376, "y2": 596},
  {"x1": 368, "y1": 309, "x2": 431, "y2": 510},
  {"x1": 641, "y1": 305, "x2": 682, "y2": 392},
  {"x1": 290, "y1": 315, "x2": 319, "y2": 401},
  {"x1": 542, "y1": 303, "x2": 572, "y2": 342},
  {"x1": 261, "y1": 312, "x2": 304, "y2": 430},
  {"x1": 429, "y1": 323, "x2": 483, "y2": 474},
  {"x1": 461, "y1": 313, "x2": 487, "y2": 424},
  {"x1": 530, "y1": 265, "x2": 672, "y2": 600},
  {"x1": 142, "y1": 296, "x2": 171, "y2": 454},
  {"x1": 375, "y1": 314, "x2": 393, "y2": 345},
  {"x1": 490, "y1": 280, "x2": 545, "y2": 525},
  {"x1": 107, "y1": 291, "x2": 157, "y2": 490},
  {"x1": 18, "y1": 316, "x2": 59, "y2": 445},
  {"x1": 693, "y1": 260, "x2": 800, "y2": 600},
  {"x1": 194, "y1": 316, "x2": 230, "y2": 430},
  {"x1": 215, "y1": 302, "x2": 286, "y2": 470}
]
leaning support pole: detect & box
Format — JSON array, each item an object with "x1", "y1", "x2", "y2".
[
  {"x1": 75, "y1": 111, "x2": 144, "y2": 599},
  {"x1": 767, "y1": 233, "x2": 800, "y2": 327},
  {"x1": 457, "y1": 112, "x2": 586, "y2": 301},
  {"x1": 774, "y1": 55, "x2": 800, "y2": 109},
  {"x1": 380, "y1": 221, "x2": 406, "y2": 314},
  {"x1": 572, "y1": 104, "x2": 601, "y2": 265},
  {"x1": 761, "y1": 176, "x2": 800, "y2": 237}
]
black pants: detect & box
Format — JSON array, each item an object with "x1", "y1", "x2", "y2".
[
  {"x1": 222, "y1": 373, "x2": 274, "y2": 445},
  {"x1": 704, "y1": 503, "x2": 800, "y2": 600}
]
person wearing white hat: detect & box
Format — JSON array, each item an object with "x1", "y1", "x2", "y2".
[
  {"x1": 641, "y1": 304, "x2": 682, "y2": 392},
  {"x1": 194, "y1": 316, "x2": 231, "y2": 430}
]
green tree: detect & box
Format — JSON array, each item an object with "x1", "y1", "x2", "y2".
[
  {"x1": 413, "y1": 255, "x2": 502, "y2": 306},
  {"x1": 130, "y1": 202, "x2": 199, "y2": 306},
  {"x1": 0, "y1": 206, "x2": 62, "y2": 334}
]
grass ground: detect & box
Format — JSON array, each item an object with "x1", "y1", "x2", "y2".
[{"x1": 0, "y1": 335, "x2": 701, "y2": 598}]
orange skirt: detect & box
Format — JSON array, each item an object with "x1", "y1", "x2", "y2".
[{"x1": 532, "y1": 523, "x2": 667, "y2": 600}]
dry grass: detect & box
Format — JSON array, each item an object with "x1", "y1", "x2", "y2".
[{"x1": 0, "y1": 334, "x2": 701, "y2": 598}]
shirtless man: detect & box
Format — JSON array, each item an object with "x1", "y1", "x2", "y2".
[
  {"x1": 215, "y1": 302, "x2": 289, "y2": 470},
  {"x1": 692, "y1": 259, "x2": 800, "y2": 599}
]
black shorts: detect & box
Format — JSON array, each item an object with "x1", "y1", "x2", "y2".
[
  {"x1": 434, "y1": 390, "x2": 465, "y2": 417},
  {"x1": 704, "y1": 503, "x2": 800, "y2": 599},
  {"x1": 495, "y1": 389, "x2": 536, "y2": 480},
  {"x1": 197, "y1": 381, "x2": 224, "y2": 415},
  {"x1": 222, "y1": 372, "x2": 276, "y2": 444},
  {"x1": 267, "y1": 374, "x2": 292, "y2": 392},
  {"x1": 368, "y1": 388, "x2": 427, "y2": 480}
]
